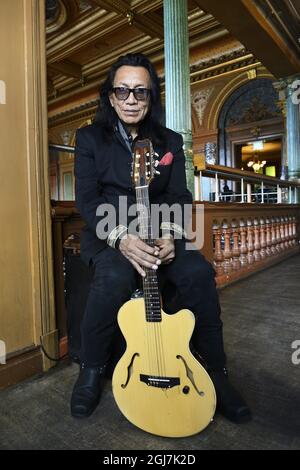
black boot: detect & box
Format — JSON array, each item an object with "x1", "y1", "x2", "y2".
[
  {"x1": 210, "y1": 368, "x2": 252, "y2": 424},
  {"x1": 71, "y1": 364, "x2": 106, "y2": 419}
]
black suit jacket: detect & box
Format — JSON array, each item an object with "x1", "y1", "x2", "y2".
[{"x1": 74, "y1": 122, "x2": 192, "y2": 266}]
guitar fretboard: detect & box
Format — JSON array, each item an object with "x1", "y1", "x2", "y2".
[{"x1": 136, "y1": 186, "x2": 161, "y2": 323}]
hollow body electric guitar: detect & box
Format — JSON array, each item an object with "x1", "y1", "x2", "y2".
[{"x1": 112, "y1": 139, "x2": 216, "y2": 437}]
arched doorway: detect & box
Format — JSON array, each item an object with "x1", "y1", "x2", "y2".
[{"x1": 218, "y1": 78, "x2": 284, "y2": 176}]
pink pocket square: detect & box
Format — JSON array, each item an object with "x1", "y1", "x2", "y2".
[{"x1": 158, "y1": 152, "x2": 174, "y2": 166}]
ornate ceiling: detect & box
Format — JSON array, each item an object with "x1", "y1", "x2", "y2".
[
  {"x1": 46, "y1": 0, "x2": 300, "y2": 126},
  {"x1": 46, "y1": 0, "x2": 230, "y2": 112},
  {"x1": 198, "y1": 0, "x2": 300, "y2": 78}
]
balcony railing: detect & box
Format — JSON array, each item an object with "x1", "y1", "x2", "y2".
[{"x1": 195, "y1": 164, "x2": 300, "y2": 204}]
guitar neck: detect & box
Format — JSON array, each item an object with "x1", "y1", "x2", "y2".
[{"x1": 136, "y1": 186, "x2": 161, "y2": 322}]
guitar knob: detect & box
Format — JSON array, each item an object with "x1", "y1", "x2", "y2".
[{"x1": 182, "y1": 386, "x2": 190, "y2": 395}]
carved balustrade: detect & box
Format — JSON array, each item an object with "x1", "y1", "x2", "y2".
[{"x1": 196, "y1": 202, "x2": 300, "y2": 287}]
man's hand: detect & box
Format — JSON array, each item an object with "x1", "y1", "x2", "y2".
[
  {"x1": 119, "y1": 234, "x2": 161, "y2": 277},
  {"x1": 154, "y1": 235, "x2": 175, "y2": 265}
]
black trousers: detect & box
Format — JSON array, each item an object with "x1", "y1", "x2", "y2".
[{"x1": 80, "y1": 240, "x2": 226, "y2": 371}]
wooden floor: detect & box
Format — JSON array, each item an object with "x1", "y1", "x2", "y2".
[{"x1": 0, "y1": 255, "x2": 300, "y2": 450}]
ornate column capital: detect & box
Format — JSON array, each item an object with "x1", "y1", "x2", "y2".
[
  {"x1": 273, "y1": 76, "x2": 300, "y2": 184},
  {"x1": 273, "y1": 75, "x2": 300, "y2": 99},
  {"x1": 273, "y1": 79, "x2": 287, "y2": 100},
  {"x1": 283, "y1": 76, "x2": 300, "y2": 186}
]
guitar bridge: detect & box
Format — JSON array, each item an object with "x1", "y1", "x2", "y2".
[{"x1": 140, "y1": 374, "x2": 180, "y2": 389}]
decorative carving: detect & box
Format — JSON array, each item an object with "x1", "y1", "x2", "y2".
[
  {"x1": 60, "y1": 130, "x2": 73, "y2": 146},
  {"x1": 213, "y1": 221, "x2": 224, "y2": 276},
  {"x1": 250, "y1": 126, "x2": 261, "y2": 139},
  {"x1": 191, "y1": 46, "x2": 246, "y2": 71},
  {"x1": 126, "y1": 11, "x2": 134, "y2": 25},
  {"x1": 273, "y1": 75, "x2": 300, "y2": 100},
  {"x1": 231, "y1": 219, "x2": 241, "y2": 270},
  {"x1": 190, "y1": 47, "x2": 259, "y2": 84},
  {"x1": 218, "y1": 79, "x2": 282, "y2": 129},
  {"x1": 246, "y1": 218, "x2": 255, "y2": 265},
  {"x1": 227, "y1": 96, "x2": 281, "y2": 126},
  {"x1": 273, "y1": 79, "x2": 287, "y2": 101},
  {"x1": 276, "y1": 98, "x2": 287, "y2": 118},
  {"x1": 247, "y1": 69, "x2": 257, "y2": 80},
  {"x1": 191, "y1": 88, "x2": 214, "y2": 126},
  {"x1": 222, "y1": 220, "x2": 232, "y2": 274}
]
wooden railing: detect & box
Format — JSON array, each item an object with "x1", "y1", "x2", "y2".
[
  {"x1": 197, "y1": 202, "x2": 300, "y2": 287},
  {"x1": 194, "y1": 163, "x2": 300, "y2": 204},
  {"x1": 51, "y1": 201, "x2": 83, "y2": 342}
]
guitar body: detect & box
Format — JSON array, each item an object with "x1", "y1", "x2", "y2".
[{"x1": 112, "y1": 298, "x2": 216, "y2": 438}]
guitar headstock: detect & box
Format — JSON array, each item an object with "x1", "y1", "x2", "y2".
[{"x1": 132, "y1": 139, "x2": 160, "y2": 188}]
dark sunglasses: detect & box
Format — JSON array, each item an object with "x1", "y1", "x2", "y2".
[{"x1": 112, "y1": 87, "x2": 151, "y2": 101}]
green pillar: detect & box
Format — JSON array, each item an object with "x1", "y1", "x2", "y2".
[
  {"x1": 286, "y1": 78, "x2": 300, "y2": 183},
  {"x1": 163, "y1": 0, "x2": 194, "y2": 197},
  {"x1": 274, "y1": 76, "x2": 300, "y2": 202}
]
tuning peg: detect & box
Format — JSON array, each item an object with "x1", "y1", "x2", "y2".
[
  {"x1": 154, "y1": 169, "x2": 161, "y2": 176},
  {"x1": 154, "y1": 152, "x2": 159, "y2": 157},
  {"x1": 154, "y1": 160, "x2": 160, "y2": 168}
]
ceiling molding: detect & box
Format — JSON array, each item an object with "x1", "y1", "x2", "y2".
[
  {"x1": 49, "y1": 100, "x2": 98, "y2": 128},
  {"x1": 90, "y1": 0, "x2": 130, "y2": 15},
  {"x1": 131, "y1": 0, "x2": 163, "y2": 14},
  {"x1": 47, "y1": 10, "x2": 125, "y2": 62},
  {"x1": 90, "y1": 0, "x2": 164, "y2": 37}
]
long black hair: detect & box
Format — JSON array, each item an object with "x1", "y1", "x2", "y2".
[{"x1": 94, "y1": 53, "x2": 167, "y2": 147}]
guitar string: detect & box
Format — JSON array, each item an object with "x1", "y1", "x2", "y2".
[
  {"x1": 145, "y1": 187, "x2": 167, "y2": 383},
  {"x1": 136, "y1": 195, "x2": 153, "y2": 376},
  {"x1": 137, "y1": 190, "x2": 163, "y2": 380},
  {"x1": 136, "y1": 188, "x2": 166, "y2": 380},
  {"x1": 137, "y1": 191, "x2": 157, "y2": 378},
  {"x1": 144, "y1": 268, "x2": 156, "y2": 377},
  {"x1": 137, "y1": 143, "x2": 158, "y2": 380},
  {"x1": 136, "y1": 193, "x2": 158, "y2": 377}
]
